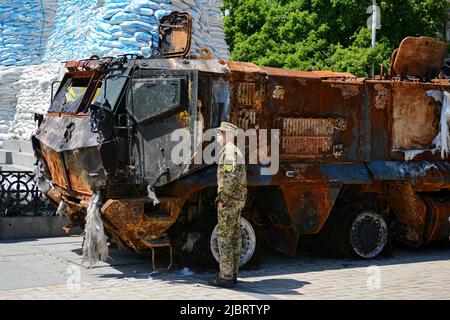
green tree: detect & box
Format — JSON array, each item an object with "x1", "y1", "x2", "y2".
[{"x1": 223, "y1": 0, "x2": 449, "y2": 77}]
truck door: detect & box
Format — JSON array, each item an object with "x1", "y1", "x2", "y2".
[{"x1": 126, "y1": 69, "x2": 198, "y2": 187}]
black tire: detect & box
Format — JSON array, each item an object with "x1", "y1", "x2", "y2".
[
  {"x1": 349, "y1": 211, "x2": 388, "y2": 258},
  {"x1": 319, "y1": 205, "x2": 389, "y2": 259}
]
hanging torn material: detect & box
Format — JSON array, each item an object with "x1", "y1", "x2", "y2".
[
  {"x1": 82, "y1": 192, "x2": 109, "y2": 267},
  {"x1": 402, "y1": 149, "x2": 429, "y2": 162},
  {"x1": 56, "y1": 200, "x2": 71, "y2": 217},
  {"x1": 427, "y1": 90, "x2": 450, "y2": 159},
  {"x1": 147, "y1": 185, "x2": 160, "y2": 206}
]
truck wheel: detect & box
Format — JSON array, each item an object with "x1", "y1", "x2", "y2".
[
  {"x1": 209, "y1": 217, "x2": 257, "y2": 267},
  {"x1": 349, "y1": 211, "x2": 388, "y2": 259}
]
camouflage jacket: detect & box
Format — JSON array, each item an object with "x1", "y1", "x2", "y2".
[{"x1": 217, "y1": 142, "x2": 247, "y2": 204}]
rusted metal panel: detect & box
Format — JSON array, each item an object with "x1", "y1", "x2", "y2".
[
  {"x1": 135, "y1": 58, "x2": 229, "y2": 74},
  {"x1": 391, "y1": 82, "x2": 440, "y2": 150},
  {"x1": 227, "y1": 61, "x2": 264, "y2": 74},
  {"x1": 158, "y1": 12, "x2": 192, "y2": 58},
  {"x1": 279, "y1": 118, "x2": 347, "y2": 157},
  {"x1": 262, "y1": 66, "x2": 319, "y2": 79},
  {"x1": 392, "y1": 37, "x2": 447, "y2": 79},
  {"x1": 421, "y1": 195, "x2": 450, "y2": 243},
  {"x1": 314, "y1": 80, "x2": 365, "y2": 161},
  {"x1": 254, "y1": 73, "x2": 367, "y2": 162},
  {"x1": 281, "y1": 118, "x2": 336, "y2": 136},
  {"x1": 101, "y1": 198, "x2": 179, "y2": 251},
  {"x1": 63, "y1": 148, "x2": 107, "y2": 195},
  {"x1": 276, "y1": 163, "x2": 371, "y2": 185},
  {"x1": 282, "y1": 136, "x2": 333, "y2": 157},
  {"x1": 35, "y1": 116, "x2": 101, "y2": 152},
  {"x1": 229, "y1": 68, "x2": 267, "y2": 132},
  {"x1": 279, "y1": 184, "x2": 341, "y2": 234},
  {"x1": 40, "y1": 142, "x2": 69, "y2": 189},
  {"x1": 367, "y1": 81, "x2": 392, "y2": 160},
  {"x1": 383, "y1": 181, "x2": 427, "y2": 247},
  {"x1": 236, "y1": 82, "x2": 256, "y2": 107},
  {"x1": 312, "y1": 70, "x2": 356, "y2": 79}
]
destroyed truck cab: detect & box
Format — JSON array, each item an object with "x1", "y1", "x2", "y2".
[{"x1": 33, "y1": 12, "x2": 450, "y2": 268}]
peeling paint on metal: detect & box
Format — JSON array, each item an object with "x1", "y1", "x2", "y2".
[{"x1": 331, "y1": 84, "x2": 360, "y2": 99}]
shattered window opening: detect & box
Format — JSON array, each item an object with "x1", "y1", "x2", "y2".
[
  {"x1": 128, "y1": 77, "x2": 186, "y2": 124},
  {"x1": 49, "y1": 77, "x2": 92, "y2": 114}
]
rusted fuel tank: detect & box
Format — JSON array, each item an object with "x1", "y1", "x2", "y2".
[{"x1": 32, "y1": 13, "x2": 450, "y2": 268}]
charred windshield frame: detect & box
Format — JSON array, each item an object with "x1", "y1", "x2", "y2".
[
  {"x1": 48, "y1": 72, "x2": 104, "y2": 115},
  {"x1": 92, "y1": 67, "x2": 134, "y2": 114}
]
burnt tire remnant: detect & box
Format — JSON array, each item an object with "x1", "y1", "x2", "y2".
[{"x1": 349, "y1": 211, "x2": 388, "y2": 259}]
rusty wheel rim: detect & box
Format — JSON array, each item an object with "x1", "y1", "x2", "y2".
[
  {"x1": 210, "y1": 217, "x2": 257, "y2": 267},
  {"x1": 350, "y1": 211, "x2": 388, "y2": 259}
]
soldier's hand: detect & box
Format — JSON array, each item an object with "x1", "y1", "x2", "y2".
[{"x1": 218, "y1": 202, "x2": 224, "y2": 210}]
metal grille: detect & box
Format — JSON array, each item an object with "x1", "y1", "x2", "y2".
[
  {"x1": 282, "y1": 137, "x2": 333, "y2": 156},
  {"x1": 282, "y1": 118, "x2": 335, "y2": 136},
  {"x1": 236, "y1": 82, "x2": 256, "y2": 106},
  {"x1": 0, "y1": 171, "x2": 54, "y2": 216},
  {"x1": 281, "y1": 118, "x2": 336, "y2": 156}
]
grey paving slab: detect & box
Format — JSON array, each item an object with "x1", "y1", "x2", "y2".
[{"x1": 0, "y1": 237, "x2": 449, "y2": 299}]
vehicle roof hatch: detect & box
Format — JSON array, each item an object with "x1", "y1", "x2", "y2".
[{"x1": 157, "y1": 12, "x2": 193, "y2": 59}]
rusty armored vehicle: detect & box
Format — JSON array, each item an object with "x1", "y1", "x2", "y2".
[{"x1": 32, "y1": 12, "x2": 450, "y2": 268}]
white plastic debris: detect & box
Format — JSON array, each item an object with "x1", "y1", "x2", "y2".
[
  {"x1": 387, "y1": 161, "x2": 438, "y2": 180},
  {"x1": 403, "y1": 149, "x2": 428, "y2": 162},
  {"x1": 82, "y1": 192, "x2": 109, "y2": 267},
  {"x1": 182, "y1": 232, "x2": 201, "y2": 253},
  {"x1": 427, "y1": 90, "x2": 450, "y2": 159},
  {"x1": 147, "y1": 185, "x2": 160, "y2": 206},
  {"x1": 179, "y1": 267, "x2": 194, "y2": 276},
  {"x1": 56, "y1": 201, "x2": 71, "y2": 217}
]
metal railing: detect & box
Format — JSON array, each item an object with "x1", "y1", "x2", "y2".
[{"x1": 0, "y1": 171, "x2": 55, "y2": 216}]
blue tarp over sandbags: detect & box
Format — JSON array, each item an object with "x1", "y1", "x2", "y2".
[
  {"x1": 86, "y1": 0, "x2": 167, "y2": 58},
  {"x1": 2, "y1": 0, "x2": 229, "y2": 66},
  {"x1": 43, "y1": 0, "x2": 98, "y2": 62},
  {"x1": 0, "y1": 0, "x2": 57, "y2": 67}
]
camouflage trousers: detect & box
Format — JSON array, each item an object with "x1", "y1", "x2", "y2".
[{"x1": 217, "y1": 200, "x2": 245, "y2": 280}]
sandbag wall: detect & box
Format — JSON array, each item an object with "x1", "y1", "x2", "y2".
[
  {"x1": 43, "y1": 0, "x2": 99, "y2": 62},
  {"x1": 0, "y1": 0, "x2": 57, "y2": 67},
  {"x1": 0, "y1": 67, "x2": 22, "y2": 144},
  {"x1": 44, "y1": 0, "x2": 229, "y2": 62},
  {"x1": 0, "y1": 0, "x2": 229, "y2": 145},
  {"x1": 0, "y1": 64, "x2": 62, "y2": 142}
]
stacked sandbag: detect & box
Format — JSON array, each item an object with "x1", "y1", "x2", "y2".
[
  {"x1": 87, "y1": 0, "x2": 166, "y2": 58},
  {"x1": 0, "y1": 67, "x2": 24, "y2": 144},
  {"x1": 0, "y1": 0, "x2": 57, "y2": 67},
  {"x1": 83, "y1": 0, "x2": 229, "y2": 60},
  {"x1": 44, "y1": 0, "x2": 99, "y2": 62},
  {"x1": 167, "y1": 0, "x2": 229, "y2": 59},
  {"x1": 7, "y1": 64, "x2": 61, "y2": 141}
]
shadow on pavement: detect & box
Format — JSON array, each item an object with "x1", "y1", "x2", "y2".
[{"x1": 68, "y1": 239, "x2": 450, "y2": 291}]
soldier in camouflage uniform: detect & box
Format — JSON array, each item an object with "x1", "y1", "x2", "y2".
[{"x1": 209, "y1": 122, "x2": 247, "y2": 288}]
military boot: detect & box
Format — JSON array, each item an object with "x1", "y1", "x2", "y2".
[{"x1": 208, "y1": 276, "x2": 234, "y2": 288}]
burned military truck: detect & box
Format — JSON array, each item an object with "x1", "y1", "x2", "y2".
[{"x1": 32, "y1": 13, "x2": 450, "y2": 267}]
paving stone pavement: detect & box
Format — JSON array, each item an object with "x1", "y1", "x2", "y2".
[{"x1": 0, "y1": 236, "x2": 449, "y2": 300}]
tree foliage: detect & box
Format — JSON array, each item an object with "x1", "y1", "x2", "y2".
[{"x1": 223, "y1": 0, "x2": 449, "y2": 77}]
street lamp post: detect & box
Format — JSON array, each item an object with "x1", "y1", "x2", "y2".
[{"x1": 371, "y1": 0, "x2": 377, "y2": 78}]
